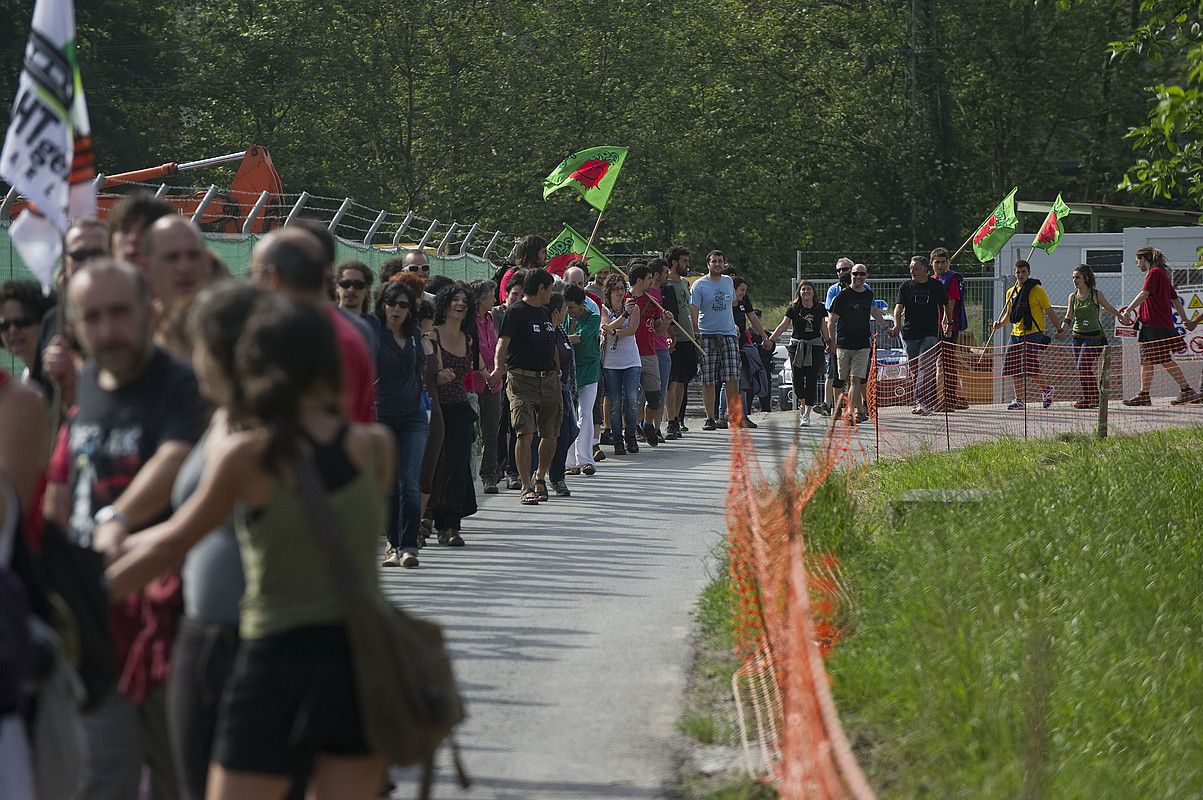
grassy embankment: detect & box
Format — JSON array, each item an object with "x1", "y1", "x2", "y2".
[
  {"x1": 680, "y1": 427, "x2": 1203, "y2": 799},
  {"x1": 807, "y1": 429, "x2": 1203, "y2": 798}
]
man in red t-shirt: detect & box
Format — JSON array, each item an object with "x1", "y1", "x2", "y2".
[
  {"x1": 624, "y1": 263, "x2": 670, "y2": 445},
  {"x1": 1121, "y1": 245, "x2": 1198, "y2": 406},
  {"x1": 250, "y1": 229, "x2": 376, "y2": 422}
]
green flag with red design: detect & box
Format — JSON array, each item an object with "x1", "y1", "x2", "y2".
[
  {"x1": 546, "y1": 224, "x2": 613, "y2": 276},
  {"x1": 542, "y1": 146, "x2": 629, "y2": 212},
  {"x1": 971, "y1": 187, "x2": 1019, "y2": 262},
  {"x1": 1031, "y1": 194, "x2": 1071, "y2": 255}
]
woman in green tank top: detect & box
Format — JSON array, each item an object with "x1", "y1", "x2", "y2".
[
  {"x1": 1058, "y1": 264, "x2": 1128, "y2": 409},
  {"x1": 106, "y1": 294, "x2": 395, "y2": 799}
]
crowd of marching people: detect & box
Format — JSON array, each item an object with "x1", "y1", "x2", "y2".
[
  {"x1": 2, "y1": 191, "x2": 1201, "y2": 799},
  {"x1": 0, "y1": 194, "x2": 790, "y2": 800}
]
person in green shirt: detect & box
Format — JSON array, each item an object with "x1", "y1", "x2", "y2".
[
  {"x1": 564, "y1": 284, "x2": 601, "y2": 475},
  {"x1": 1057, "y1": 264, "x2": 1128, "y2": 409}
]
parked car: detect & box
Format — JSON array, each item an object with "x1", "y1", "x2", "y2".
[{"x1": 777, "y1": 312, "x2": 910, "y2": 410}]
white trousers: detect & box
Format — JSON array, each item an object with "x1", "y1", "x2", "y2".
[{"x1": 571, "y1": 382, "x2": 599, "y2": 468}]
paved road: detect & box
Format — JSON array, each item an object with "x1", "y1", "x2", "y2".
[{"x1": 380, "y1": 416, "x2": 796, "y2": 799}]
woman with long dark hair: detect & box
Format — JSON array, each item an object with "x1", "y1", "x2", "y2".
[
  {"x1": 431, "y1": 284, "x2": 480, "y2": 546},
  {"x1": 1057, "y1": 264, "x2": 1126, "y2": 409},
  {"x1": 768, "y1": 280, "x2": 831, "y2": 426},
  {"x1": 375, "y1": 280, "x2": 431, "y2": 566},
  {"x1": 106, "y1": 296, "x2": 395, "y2": 800}
]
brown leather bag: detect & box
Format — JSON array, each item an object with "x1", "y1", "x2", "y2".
[{"x1": 292, "y1": 456, "x2": 468, "y2": 798}]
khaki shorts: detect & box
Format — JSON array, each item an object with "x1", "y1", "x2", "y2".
[
  {"x1": 506, "y1": 369, "x2": 564, "y2": 438},
  {"x1": 836, "y1": 348, "x2": 871, "y2": 385},
  {"x1": 639, "y1": 354, "x2": 661, "y2": 392}
]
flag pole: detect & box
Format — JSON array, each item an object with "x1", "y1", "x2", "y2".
[
  {"x1": 584, "y1": 208, "x2": 605, "y2": 254},
  {"x1": 605, "y1": 259, "x2": 705, "y2": 355},
  {"x1": 949, "y1": 230, "x2": 975, "y2": 264},
  {"x1": 1026, "y1": 245, "x2": 1037, "y2": 261}
]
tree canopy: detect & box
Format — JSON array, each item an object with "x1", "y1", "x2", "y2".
[{"x1": 2, "y1": 0, "x2": 1199, "y2": 290}]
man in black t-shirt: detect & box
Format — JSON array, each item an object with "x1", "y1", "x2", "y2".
[
  {"x1": 828, "y1": 264, "x2": 889, "y2": 422},
  {"x1": 492, "y1": 268, "x2": 562, "y2": 504},
  {"x1": 890, "y1": 255, "x2": 953, "y2": 414},
  {"x1": 46, "y1": 259, "x2": 204, "y2": 800}
]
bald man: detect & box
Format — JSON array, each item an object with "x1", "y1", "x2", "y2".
[
  {"x1": 250, "y1": 228, "x2": 376, "y2": 422},
  {"x1": 143, "y1": 216, "x2": 214, "y2": 359},
  {"x1": 562, "y1": 265, "x2": 600, "y2": 315}
]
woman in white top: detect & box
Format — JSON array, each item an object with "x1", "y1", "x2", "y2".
[{"x1": 600, "y1": 275, "x2": 642, "y2": 454}]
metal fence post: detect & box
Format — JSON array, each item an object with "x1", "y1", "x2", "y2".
[
  {"x1": 363, "y1": 209, "x2": 388, "y2": 245},
  {"x1": 241, "y1": 190, "x2": 271, "y2": 235},
  {"x1": 459, "y1": 222, "x2": 480, "y2": 255},
  {"x1": 482, "y1": 231, "x2": 503, "y2": 260},
  {"x1": 190, "y1": 185, "x2": 219, "y2": 223},
  {"x1": 416, "y1": 219, "x2": 439, "y2": 251},
  {"x1": 438, "y1": 222, "x2": 460, "y2": 255},
  {"x1": 392, "y1": 211, "x2": 416, "y2": 247},
  {"x1": 328, "y1": 197, "x2": 352, "y2": 232},
  {"x1": 284, "y1": 191, "x2": 310, "y2": 227}
]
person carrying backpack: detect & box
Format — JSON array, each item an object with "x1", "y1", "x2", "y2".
[{"x1": 992, "y1": 260, "x2": 1061, "y2": 409}]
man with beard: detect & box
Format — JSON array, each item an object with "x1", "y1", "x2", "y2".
[{"x1": 45, "y1": 259, "x2": 205, "y2": 800}]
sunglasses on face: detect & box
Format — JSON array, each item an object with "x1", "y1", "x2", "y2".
[
  {"x1": 68, "y1": 248, "x2": 106, "y2": 262},
  {"x1": 407, "y1": 264, "x2": 431, "y2": 273},
  {"x1": 0, "y1": 316, "x2": 37, "y2": 333},
  {"x1": 837, "y1": 268, "x2": 850, "y2": 274},
  {"x1": 384, "y1": 299, "x2": 410, "y2": 309},
  {"x1": 338, "y1": 279, "x2": 367, "y2": 291}
]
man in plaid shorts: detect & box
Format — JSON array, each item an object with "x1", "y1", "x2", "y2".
[{"x1": 690, "y1": 250, "x2": 742, "y2": 430}]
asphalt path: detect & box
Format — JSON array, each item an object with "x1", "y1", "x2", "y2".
[{"x1": 381, "y1": 412, "x2": 811, "y2": 799}]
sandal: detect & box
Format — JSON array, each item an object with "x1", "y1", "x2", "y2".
[
  {"x1": 521, "y1": 489, "x2": 540, "y2": 505},
  {"x1": 565, "y1": 467, "x2": 581, "y2": 476},
  {"x1": 534, "y1": 479, "x2": 549, "y2": 502}
]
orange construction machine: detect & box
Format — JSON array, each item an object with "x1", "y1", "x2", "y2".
[{"x1": 3, "y1": 145, "x2": 284, "y2": 234}]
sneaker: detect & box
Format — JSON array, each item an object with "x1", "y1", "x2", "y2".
[
  {"x1": 665, "y1": 421, "x2": 680, "y2": 439},
  {"x1": 855, "y1": 410, "x2": 870, "y2": 424},
  {"x1": 600, "y1": 429, "x2": 614, "y2": 445},
  {"x1": 505, "y1": 475, "x2": 522, "y2": 490},
  {"x1": 741, "y1": 417, "x2": 758, "y2": 428},
  {"x1": 382, "y1": 547, "x2": 400, "y2": 567},
  {"x1": 400, "y1": 549, "x2": 419, "y2": 568},
  {"x1": 593, "y1": 446, "x2": 607, "y2": 462},
  {"x1": 800, "y1": 412, "x2": 812, "y2": 427},
  {"x1": 678, "y1": 422, "x2": 689, "y2": 433},
  {"x1": 717, "y1": 418, "x2": 729, "y2": 429},
  {"x1": 483, "y1": 481, "x2": 499, "y2": 495},
  {"x1": 655, "y1": 428, "x2": 666, "y2": 444},
  {"x1": 552, "y1": 480, "x2": 571, "y2": 497},
  {"x1": 643, "y1": 423, "x2": 658, "y2": 447},
  {"x1": 1041, "y1": 387, "x2": 1054, "y2": 409},
  {"x1": 1073, "y1": 399, "x2": 1096, "y2": 409},
  {"x1": 814, "y1": 402, "x2": 832, "y2": 417},
  {"x1": 702, "y1": 417, "x2": 717, "y2": 431},
  {"x1": 913, "y1": 406, "x2": 932, "y2": 416},
  {"x1": 582, "y1": 464, "x2": 596, "y2": 476},
  {"x1": 625, "y1": 436, "x2": 639, "y2": 454},
  {"x1": 1170, "y1": 388, "x2": 1199, "y2": 405},
  {"x1": 1122, "y1": 393, "x2": 1151, "y2": 407},
  {"x1": 1007, "y1": 399, "x2": 1025, "y2": 410},
  {"x1": 613, "y1": 440, "x2": 627, "y2": 455}
]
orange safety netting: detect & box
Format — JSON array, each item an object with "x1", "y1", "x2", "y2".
[
  {"x1": 865, "y1": 335, "x2": 1203, "y2": 459},
  {"x1": 725, "y1": 396, "x2": 875, "y2": 800}
]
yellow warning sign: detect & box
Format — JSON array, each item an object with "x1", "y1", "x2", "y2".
[{"x1": 1190, "y1": 294, "x2": 1203, "y2": 309}]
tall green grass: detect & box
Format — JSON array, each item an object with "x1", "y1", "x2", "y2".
[{"x1": 803, "y1": 430, "x2": 1203, "y2": 798}]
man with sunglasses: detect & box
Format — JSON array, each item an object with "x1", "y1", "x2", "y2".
[
  {"x1": 818, "y1": 258, "x2": 863, "y2": 415},
  {"x1": 38, "y1": 217, "x2": 112, "y2": 404},
  {"x1": 335, "y1": 260, "x2": 381, "y2": 354},
  {"x1": 828, "y1": 264, "x2": 890, "y2": 424}
]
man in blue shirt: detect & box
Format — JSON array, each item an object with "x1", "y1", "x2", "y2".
[
  {"x1": 690, "y1": 250, "x2": 741, "y2": 430},
  {"x1": 819, "y1": 258, "x2": 864, "y2": 415}
]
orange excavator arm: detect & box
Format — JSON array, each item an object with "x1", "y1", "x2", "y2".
[{"x1": 4, "y1": 145, "x2": 283, "y2": 234}]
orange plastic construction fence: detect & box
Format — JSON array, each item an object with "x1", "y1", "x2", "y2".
[{"x1": 725, "y1": 397, "x2": 875, "y2": 800}]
